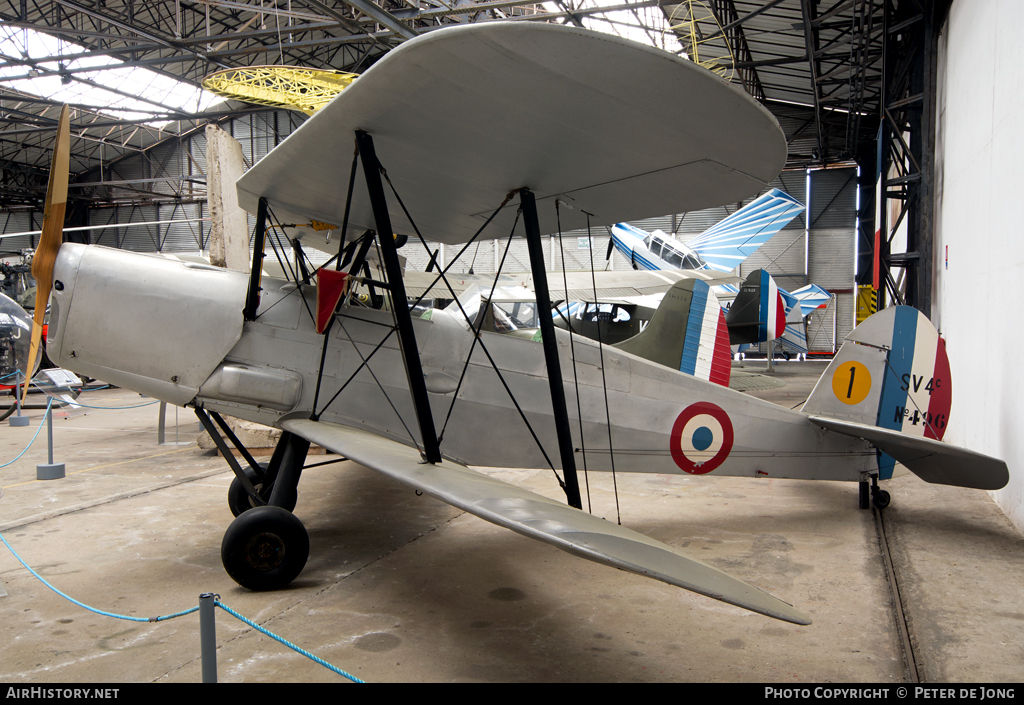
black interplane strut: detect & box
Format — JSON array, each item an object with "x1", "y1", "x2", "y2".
[
  {"x1": 520, "y1": 188, "x2": 582, "y2": 510},
  {"x1": 354, "y1": 129, "x2": 442, "y2": 464}
]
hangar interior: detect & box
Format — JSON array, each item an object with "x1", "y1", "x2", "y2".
[{"x1": 1, "y1": 0, "x2": 1022, "y2": 684}]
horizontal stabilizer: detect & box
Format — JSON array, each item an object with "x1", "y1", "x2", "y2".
[
  {"x1": 790, "y1": 283, "x2": 832, "y2": 317},
  {"x1": 808, "y1": 416, "x2": 1008, "y2": 491},
  {"x1": 281, "y1": 417, "x2": 811, "y2": 625}
]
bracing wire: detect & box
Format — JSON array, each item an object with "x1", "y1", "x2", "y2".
[
  {"x1": 555, "y1": 201, "x2": 592, "y2": 513},
  {"x1": 376, "y1": 173, "x2": 562, "y2": 479},
  {"x1": 586, "y1": 213, "x2": 621, "y2": 525}
]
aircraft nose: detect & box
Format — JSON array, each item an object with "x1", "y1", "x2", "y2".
[{"x1": 46, "y1": 242, "x2": 86, "y2": 363}]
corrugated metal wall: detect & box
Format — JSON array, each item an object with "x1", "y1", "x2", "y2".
[
  {"x1": 808, "y1": 167, "x2": 858, "y2": 349},
  {"x1": 0, "y1": 211, "x2": 36, "y2": 251}
]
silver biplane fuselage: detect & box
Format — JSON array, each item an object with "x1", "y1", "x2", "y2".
[{"x1": 47, "y1": 242, "x2": 872, "y2": 482}]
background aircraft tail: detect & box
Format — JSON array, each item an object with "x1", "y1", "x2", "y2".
[
  {"x1": 801, "y1": 306, "x2": 1007, "y2": 490},
  {"x1": 724, "y1": 269, "x2": 790, "y2": 344},
  {"x1": 614, "y1": 278, "x2": 731, "y2": 386},
  {"x1": 687, "y1": 188, "x2": 804, "y2": 272}
]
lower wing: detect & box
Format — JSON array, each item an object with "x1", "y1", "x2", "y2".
[{"x1": 280, "y1": 417, "x2": 811, "y2": 625}]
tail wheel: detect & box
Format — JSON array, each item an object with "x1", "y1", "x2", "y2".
[
  {"x1": 872, "y1": 488, "x2": 891, "y2": 510},
  {"x1": 222, "y1": 506, "x2": 309, "y2": 591}
]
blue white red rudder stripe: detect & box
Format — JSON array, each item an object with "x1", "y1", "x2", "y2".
[
  {"x1": 802, "y1": 305, "x2": 953, "y2": 479},
  {"x1": 757, "y1": 269, "x2": 788, "y2": 342},
  {"x1": 679, "y1": 279, "x2": 732, "y2": 386}
]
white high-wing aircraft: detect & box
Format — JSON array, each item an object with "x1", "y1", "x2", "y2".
[
  {"x1": 607, "y1": 197, "x2": 828, "y2": 357},
  {"x1": 29, "y1": 23, "x2": 1007, "y2": 627}
]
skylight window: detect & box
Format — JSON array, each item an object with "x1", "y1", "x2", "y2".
[
  {"x1": 0, "y1": 26, "x2": 223, "y2": 125},
  {"x1": 540, "y1": 0, "x2": 683, "y2": 54}
]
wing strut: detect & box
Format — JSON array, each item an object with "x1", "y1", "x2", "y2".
[
  {"x1": 354, "y1": 130, "x2": 442, "y2": 464},
  {"x1": 520, "y1": 188, "x2": 582, "y2": 509}
]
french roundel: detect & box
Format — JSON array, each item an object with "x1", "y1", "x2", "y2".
[{"x1": 670, "y1": 402, "x2": 734, "y2": 474}]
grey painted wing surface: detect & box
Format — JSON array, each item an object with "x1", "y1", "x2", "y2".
[
  {"x1": 281, "y1": 417, "x2": 812, "y2": 625},
  {"x1": 807, "y1": 416, "x2": 1009, "y2": 491},
  {"x1": 401, "y1": 268, "x2": 741, "y2": 303},
  {"x1": 546, "y1": 269, "x2": 742, "y2": 302},
  {"x1": 237, "y1": 22, "x2": 786, "y2": 245}
]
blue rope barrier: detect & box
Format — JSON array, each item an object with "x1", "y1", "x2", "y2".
[
  {"x1": 0, "y1": 530, "x2": 198, "y2": 622},
  {"x1": 0, "y1": 530, "x2": 365, "y2": 682},
  {"x1": 1, "y1": 398, "x2": 52, "y2": 469},
  {"x1": 215, "y1": 601, "x2": 365, "y2": 683},
  {"x1": 53, "y1": 397, "x2": 160, "y2": 410}
]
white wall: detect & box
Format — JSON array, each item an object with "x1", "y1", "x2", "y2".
[{"x1": 934, "y1": 0, "x2": 1024, "y2": 532}]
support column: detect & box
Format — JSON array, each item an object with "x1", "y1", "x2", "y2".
[
  {"x1": 520, "y1": 189, "x2": 582, "y2": 509},
  {"x1": 355, "y1": 130, "x2": 441, "y2": 464}
]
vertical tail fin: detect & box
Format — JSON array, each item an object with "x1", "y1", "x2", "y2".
[
  {"x1": 614, "y1": 279, "x2": 731, "y2": 386},
  {"x1": 725, "y1": 269, "x2": 788, "y2": 344},
  {"x1": 803, "y1": 305, "x2": 953, "y2": 478}
]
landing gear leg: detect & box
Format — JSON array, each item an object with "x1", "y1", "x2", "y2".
[
  {"x1": 251, "y1": 431, "x2": 309, "y2": 513},
  {"x1": 859, "y1": 480, "x2": 870, "y2": 510},
  {"x1": 221, "y1": 431, "x2": 312, "y2": 590}
]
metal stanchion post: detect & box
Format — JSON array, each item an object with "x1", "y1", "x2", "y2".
[
  {"x1": 200, "y1": 593, "x2": 218, "y2": 683},
  {"x1": 158, "y1": 401, "x2": 192, "y2": 446},
  {"x1": 36, "y1": 400, "x2": 65, "y2": 480},
  {"x1": 10, "y1": 371, "x2": 29, "y2": 427}
]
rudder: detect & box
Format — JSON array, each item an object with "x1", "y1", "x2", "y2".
[
  {"x1": 804, "y1": 305, "x2": 953, "y2": 479},
  {"x1": 614, "y1": 279, "x2": 731, "y2": 386}
]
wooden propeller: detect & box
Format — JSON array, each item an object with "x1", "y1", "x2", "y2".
[{"x1": 21, "y1": 105, "x2": 70, "y2": 405}]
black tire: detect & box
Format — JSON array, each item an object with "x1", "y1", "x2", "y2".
[
  {"x1": 227, "y1": 466, "x2": 266, "y2": 517},
  {"x1": 221, "y1": 506, "x2": 309, "y2": 591},
  {"x1": 873, "y1": 489, "x2": 891, "y2": 509},
  {"x1": 227, "y1": 462, "x2": 297, "y2": 516}
]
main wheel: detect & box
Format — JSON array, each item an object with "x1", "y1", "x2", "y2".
[{"x1": 221, "y1": 506, "x2": 309, "y2": 591}]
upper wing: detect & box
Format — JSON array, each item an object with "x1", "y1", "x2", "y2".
[
  {"x1": 402, "y1": 268, "x2": 740, "y2": 303},
  {"x1": 687, "y1": 188, "x2": 804, "y2": 272},
  {"x1": 237, "y1": 23, "x2": 785, "y2": 246},
  {"x1": 280, "y1": 417, "x2": 811, "y2": 625}
]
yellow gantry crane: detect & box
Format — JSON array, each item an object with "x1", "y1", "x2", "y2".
[
  {"x1": 663, "y1": 0, "x2": 736, "y2": 82},
  {"x1": 202, "y1": 66, "x2": 359, "y2": 115}
]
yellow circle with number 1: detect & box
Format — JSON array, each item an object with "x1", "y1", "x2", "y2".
[{"x1": 831, "y1": 361, "x2": 872, "y2": 405}]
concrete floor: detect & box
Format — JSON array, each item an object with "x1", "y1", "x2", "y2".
[{"x1": 1, "y1": 362, "x2": 1022, "y2": 683}]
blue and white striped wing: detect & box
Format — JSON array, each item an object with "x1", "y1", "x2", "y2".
[
  {"x1": 790, "y1": 283, "x2": 832, "y2": 318},
  {"x1": 687, "y1": 188, "x2": 804, "y2": 272}
]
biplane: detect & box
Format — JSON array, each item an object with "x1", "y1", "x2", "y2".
[{"x1": 27, "y1": 23, "x2": 1007, "y2": 627}]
